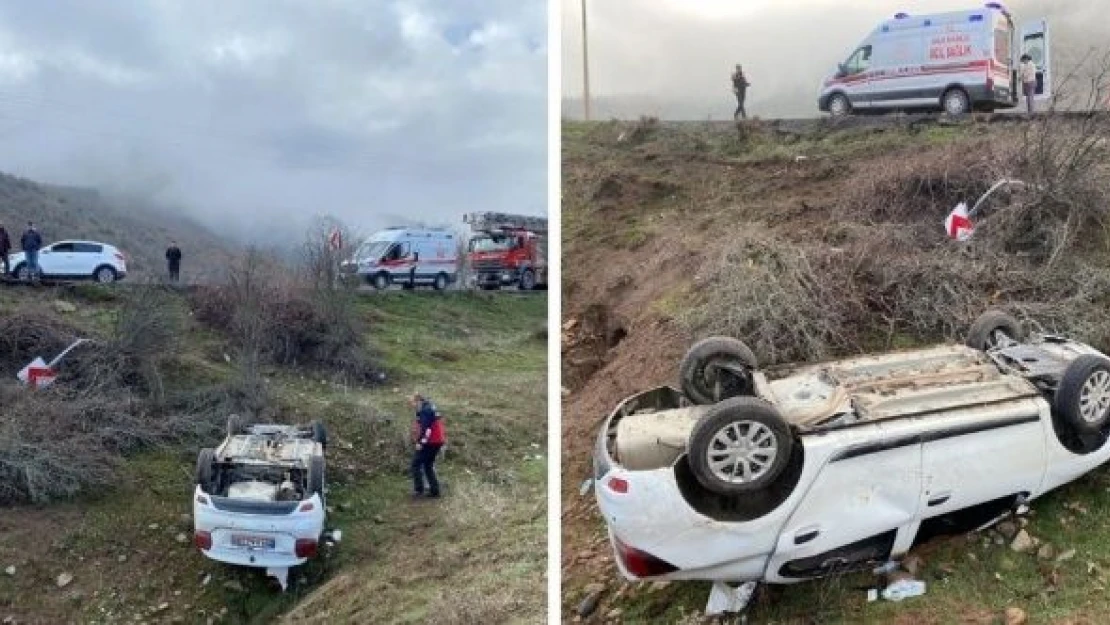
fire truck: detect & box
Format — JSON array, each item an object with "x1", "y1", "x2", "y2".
[{"x1": 463, "y1": 212, "x2": 548, "y2": 291}]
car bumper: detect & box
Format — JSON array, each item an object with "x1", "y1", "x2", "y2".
[
  {"x1": 193, "y1": 487, "x2": 325, "y2": 569},
  {"x1": 592, "y1": 387, "x2": 778, "y2": 583}
]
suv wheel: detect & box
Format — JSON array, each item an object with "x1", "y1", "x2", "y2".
[
  {"x1": 94, "y1": 265, "x2": 116, "y2": 283},
  {"x1": 966, "y1": 310, "x2": 1025, "y2": 351},
  {"x1": 1055, "y1": 355, "x2": 1110, "y2": 436}
]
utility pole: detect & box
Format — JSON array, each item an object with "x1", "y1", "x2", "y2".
[{"x1": 581, "y1": 0, "x2": 591, "y2": 121}]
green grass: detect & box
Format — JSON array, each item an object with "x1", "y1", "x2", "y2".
[{"x1": 0, "y1": 289, "x2": 547, "y2": 625}]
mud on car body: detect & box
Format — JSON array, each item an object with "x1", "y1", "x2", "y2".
[{"x1": 593, "y1": 310, "x2": 1110, "y2": 597}]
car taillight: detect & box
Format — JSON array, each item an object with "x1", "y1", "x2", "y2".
[
  {"x1": 607, "y1": 476, "x2": 629, "y2": 494},
  {"x1": 295, "y1": 539, "x2": 318, "y2": 558},
  {"x1": 299, "y1": 502, "x2": 314, "y2": 512},
  {"x1": 613, "y1": 536, "x2": 678, "y2": 578},
  {"x1": 195, "y1": 531, "x2": 212, "y2": 550}
]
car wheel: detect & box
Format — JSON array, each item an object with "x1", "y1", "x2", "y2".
[
  {"x1": 94, "y1": 265, "x2": 116, "y2": 283},
  {"x1": 1055, "y1": 355, "x2": 1110, "y2": 436},
  {"x1": 196, "y1": 448, "x2": 216, "y2": 491},
  {"x1": 688, "y1": 397, "x2": 793, "y2": 496},
  {"x1": 372, "y1": 272, "x2": 389, "y2": 290},
  {"x1": 966, "y1": 310, "x2": 1024, "y2": 351},
  {"x1": 308, "y1": 455, "x2": 325, "y2": 498},
  {"x1": 13, "y1": 263, "x2": 28, "y2": 281},
  {"x1": 519, "y1": 269, "x2": 536, "y2": 291},
  {"x1": 433, "y1": 272, "x2": 449, "y2": 291},
  {"x1": 943, "y1": 87, "x2": 971, "y2": 116},
  {"x1": 311, "y1": 420, "x2": 328, "y2": 450},
  {"x1": 227, "y1": 414, "x2": 246, "y2": 437},
  {"x1": 828, "y1": 93, "x2": 851, "y2": 118},
  {"x1": 679, "y1": 337, "x2": 758, "y2": 404}
]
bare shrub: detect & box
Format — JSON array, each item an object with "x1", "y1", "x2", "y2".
[{"x1": 678, "y1": 232, "x2": 868, "y2": 364}]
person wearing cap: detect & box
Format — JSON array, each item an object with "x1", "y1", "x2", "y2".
[
  {"x1": 409, "y1": 393, "x2": 446, "y2": 499},
  {"x1": 732, "y1": 64, "x2": 751, "y2": 120},
  {"x1": 0, "y1": 221, "x2": 10, "y2": 276},
  {"x1": 1020, "y1": 54, "x2": 1038, "y2": 115}
]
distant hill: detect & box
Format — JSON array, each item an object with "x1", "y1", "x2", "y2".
[{"x1": 0, "y1": 171, "x2": 239, "y2": 282}]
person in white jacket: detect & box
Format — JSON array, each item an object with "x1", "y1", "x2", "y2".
[{"x1": 1020, "y1": 54, "x2": 1038, "y2": 114}]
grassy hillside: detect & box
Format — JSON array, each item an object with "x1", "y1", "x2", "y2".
[
  {"x1": 0, "y1": 287, "x2": 546, "y2": 625},
  {"x1": 561, "y1": 116, "x2": 1110, "y2": 623},
  {"x1": 0, "y1": 171, "x2": 237, "y2": 281}
]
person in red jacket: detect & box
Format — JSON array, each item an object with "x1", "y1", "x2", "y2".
[{"x1": 409, "y1": 393, "x2": 446, "y2": 499}]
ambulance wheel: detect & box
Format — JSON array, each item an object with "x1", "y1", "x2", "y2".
[
  {"x1": 680, "y1": 337, "x2": 758, "y2": 405},
  {"x1": 433, "y1": 272, "x2": 449, "y2": 291},
  {"x1": 688, "y1": 397, "x2": 793, "y2": 496},
  {"x1": 828, "y1": 93, "x2": 851, "y2": 118},
  {"x1": 942, "y1": 87, "x2": 970, "y2": 116},
  {"x1": 966, "y1": 310, "x2": 1024, "y2": 351},
  {"x1": 372, "y1": 272, "x2": 389, "y2": 290}
]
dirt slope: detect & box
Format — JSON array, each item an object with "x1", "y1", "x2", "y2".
[{"x1": 562, "y1": 117, "x2": 1110, "y2": 623}]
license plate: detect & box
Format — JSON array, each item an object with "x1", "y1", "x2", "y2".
[{"x1": 231, "y1": 534, "x2": 275, "y2": 550}]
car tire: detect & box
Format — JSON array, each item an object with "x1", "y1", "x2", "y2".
[
  {"x1": 828, "y1": 93, "x2": 851, "y2": 118},
  {"x1": 308, "y1": 455, "x2": 325, "y2": 498},
  {"x1": 12, "y1": 263, "x2": 29, "y2": 281},
  {"x1": 372, "y1": 272, "x2": 389, "y2": 290},
  {"x1": 196, "y1": 448, "x2": 216, "y2": 491},
  {"x1": 966, "y1": 310, "x2": 1024, "y2": 351},
  {"x1": 227, "y1": 414, "x2": 246, "y2": 437},
  {"x1": 1054, "y1": 355, "x2": 1110, "y2": 436},
  {"x1": 311, "y1": 420, "x2": 328, "y2": 450},
  {"x1": 942, "y1": 87, "x2": 971, "y2": 117},
  {"x1": 679, "y1": 337, "x2": 758, "y2": 405},
  {"x1": 519, "y1": 269, "x2": 536, "y2": 291},
  {"x1": 93, "y1": 265, "x2": 116, "y2": 283},
  {"x1": 433, "y1": 272, "x2": 449, "y2": 291},
  {"x1": 688, "y1": 397, "x2": 793, "y2": 496}
]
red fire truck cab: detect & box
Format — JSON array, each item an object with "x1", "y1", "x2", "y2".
[{"x1": 463, "y1": 212, "x2": 548, "y2": 291}]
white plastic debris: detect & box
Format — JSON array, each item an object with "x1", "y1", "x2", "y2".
[
  {"x1": 267, "y1": 566, "x2": 289, "y2": 591},
  {"x1": 882, "y1": 579, "x2": 926, "y2": 602},
  {"x1": 867, "y1": 588, "x2": 879, "y2": 602},
  {"x1": 579, "y1": 478, "x2": 594, "y2": 496},
  {"x1": 706, "y1": 581, "x2": 757, "y2": 616}
]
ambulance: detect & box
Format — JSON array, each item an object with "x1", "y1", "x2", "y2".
[
  {"x1": 343, "y1": 228, "x2": 459, "y2": 291},
  {"x1": 818, "y1": 3, "x2": 1050, "y2": 117}
]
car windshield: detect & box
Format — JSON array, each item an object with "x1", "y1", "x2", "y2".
[
  {"x1": 469, "y1": 235, "x2": 514, "y2": 252},
  {"x1": 358, "y1": 241, "x2": 392, "y2": 260}
]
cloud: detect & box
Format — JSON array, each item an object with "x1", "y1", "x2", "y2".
[{"x1": 0, "y1": 0, "x2": 547, "y2": 243}]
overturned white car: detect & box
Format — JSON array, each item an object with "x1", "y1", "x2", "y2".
[
  {"x1": 593, "y1": 310, "x2": 1110, "y2": 609},
  {"x1": 193, "y1": 417, "x2": 338, "y2": 590}
]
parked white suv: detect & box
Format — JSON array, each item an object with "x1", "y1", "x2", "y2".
[
  {"x1": 7, "y1": 240, "x2": 127, "y2": 283},
  {"x1": 193, "y1": 417, "x2": 339, "y2": 590},
  {"x1": 593, "y1": 310, "x2": 1110, "y2": 612}
]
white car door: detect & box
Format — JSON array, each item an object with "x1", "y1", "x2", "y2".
[
  {"x1": 840, "y1": 45, "x2": 875, "y2": 109},
  {"x1": 765, "y1": 438, "x2": 922, "y2": 581},
  {"x1": 918, "y1": 411, "x2": 1046, "y2": 520},
  {"x1": 1019, "y1": 19, "x2": 1051, "y2": 101},
  {"x1": 39, "y1": 243, "x2": 75, "y2": 276}
]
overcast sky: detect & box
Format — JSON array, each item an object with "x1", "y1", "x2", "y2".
[
  {"x1": 561, "y1": 0, "x2": 1110, "y2": 120},
  {"x1": 0, "y1": 0, "x2": 547, "y2": 243}
]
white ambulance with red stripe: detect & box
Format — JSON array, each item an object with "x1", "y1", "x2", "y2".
[
  {"x1": 347, "y1": 227, "x2": 459, "y2": 291},
  {"x1": 819, "y1": 3, "x2": 1050, "y2": 117}
]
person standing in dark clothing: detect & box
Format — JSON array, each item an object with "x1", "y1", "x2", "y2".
[
  {"x1": 0, "y1": 222, "x2": 10, "y2": 276},
  {"x1": 166, "y1": 241, "x2": 182, "y2": 282},
  {"x1": 732, "y1": 64, "x2": 751, "y2": 120},
  {"x1": 409, "y1": 393, "x2": 446, "y2": 499},
  {"x1": 20, "y1": 222, "x2": 42, "y2": 280}
]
